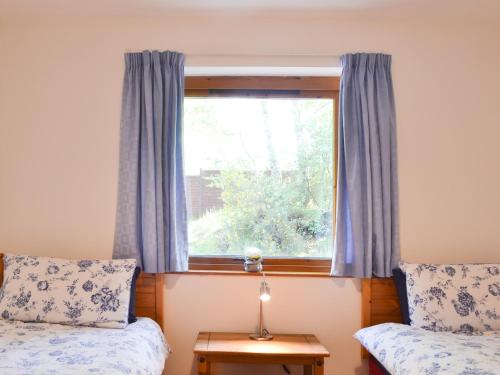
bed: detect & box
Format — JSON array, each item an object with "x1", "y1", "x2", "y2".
[
  {"x1": 358, "y1": 273, "x2": 500, "y2": 375},
  {"x1": 356, "y1": 322, "x2": 499, "y2": 375},
  {"x1": 0, "y1": 253, "x2": 170, "y2": 374}
]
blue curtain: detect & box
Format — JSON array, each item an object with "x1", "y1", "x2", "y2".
[
  {"x1": 332, "y1": 53, "x2": 400, "y2": 278},
  {"x1": 113, "y1": 51, "x2": 188, "y2": 273}
]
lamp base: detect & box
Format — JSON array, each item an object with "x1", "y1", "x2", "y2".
[{"x1": 249, "y1": 333, "x2": 273, "y2": 341}]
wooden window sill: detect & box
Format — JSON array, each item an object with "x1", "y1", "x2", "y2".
[
  {"x1": 188, "y1": 256, "x2": 332, "y2": 274},
  {"x1": 171, "y1": 270, "x2": 333, "y2": 278}
]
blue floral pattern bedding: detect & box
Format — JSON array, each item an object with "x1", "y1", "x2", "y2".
[
  {"x1": 0, "y1": 317, "x2": 169, "y2": 374},
  {"x1": 0, "y1": 254, "x2": 137, "y2": 328},
  {"x1": 400, "y1": 262, "x2": 500, "y2": 334},
  {"x1": 355, "y1": 323, "x2": 500, "y2": 375}
]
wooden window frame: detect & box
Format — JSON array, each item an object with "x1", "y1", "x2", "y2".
[{"x1": 185, "y1": 76, "x2": 339, "y2": 276}]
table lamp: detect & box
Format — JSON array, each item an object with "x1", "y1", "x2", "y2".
[{"x1": 249, "y1": 275, "x2": 273, "y2": 341}]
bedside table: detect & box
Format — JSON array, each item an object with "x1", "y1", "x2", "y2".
[{"x1": 193, "y1": 332, "x2": 330, "y2": 375}]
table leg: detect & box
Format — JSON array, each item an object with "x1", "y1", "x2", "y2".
[
  {"x1": 304, "y1": 364, "x2": 312, "y2": 375},
  {"x1": 313, "y1": 358, "x2": 324, "y2": 375},
  {"x1": 197, "y1": 356, "x2": 211, "y2": 375}
]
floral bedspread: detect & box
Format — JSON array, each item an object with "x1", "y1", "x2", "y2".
[
  {"x1": 355, "y1": 323, "x2": 500, "y2": 375},
  {"x1": 0, "y1": 317, "x2": 169, "y2": 374}
]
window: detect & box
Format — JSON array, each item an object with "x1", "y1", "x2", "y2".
[{"x1": 184, "y1": 77, "x2": 339, "y2": 274}]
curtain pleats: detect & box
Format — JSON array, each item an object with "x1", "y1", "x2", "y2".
[
  {"x1": 332, "y1": 53, "x2": 400, "y2": 278},
  {"x1": 113, "y1": 50, "x2": 188, "y2": 273}
]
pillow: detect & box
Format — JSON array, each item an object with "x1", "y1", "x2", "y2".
[
  {"x1": 392, "y1": 268, "x2": 410, "y2": 325},
  {"x1": 400, "y1": 262, "x2": 500, "y2": 334},
  {"x1": 128, "y1": 266, "x2": 141, "y2": 324},
  {"x1": 0, "y1": 254, "x2": 137, "y2": 328}
]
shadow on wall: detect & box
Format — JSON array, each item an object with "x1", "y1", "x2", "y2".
[
  {"x1": 193, "y1": 363, "x2": 303, "y2": 375},
  {"x1": 187, "y1": 362, "x2": 368, "y2": 374},
  {"x1": 185, "y1": 359, "x2": 368, "y2": 375},
  {"x1": 355, "y1": 361, "x2": 368, "y2": 375}
]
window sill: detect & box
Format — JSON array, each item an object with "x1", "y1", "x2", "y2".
[
  {"x1": 188, "y1": 256, "x2": 332, "y2": 275},
  {"x1": 171, "y1": 270, "x2": 333, "y2": 278}
]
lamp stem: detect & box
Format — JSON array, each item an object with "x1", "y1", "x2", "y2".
[
  {"x1": 259, "y1": 299, "x2": 264, "y2": 337},
  {"x1": 249, "y1": 276, "x2": 273, "y2": 341}
]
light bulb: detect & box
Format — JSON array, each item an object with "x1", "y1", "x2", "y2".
[
  {"x1": 260, "y1": 292, "x2": 271, "y2": 302},
  {"x1": 259, "y1": 281, "x2": 271, "y2": 302}
]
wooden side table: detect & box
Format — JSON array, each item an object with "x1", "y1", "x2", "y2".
[{"x1": 193, "y1": 332, "x2": 330, "y2": 375}]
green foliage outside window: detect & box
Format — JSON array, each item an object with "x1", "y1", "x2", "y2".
[{"x1": 185, "y1": 98, "x2": 334, "y2": 258}]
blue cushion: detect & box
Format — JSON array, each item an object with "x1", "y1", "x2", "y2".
[
  {"x1": 128, "y1": 266, "x2": 142, "y2": 323},
  {"x1": 392, "y1": 268, "x2": 410, "y2": 325}
]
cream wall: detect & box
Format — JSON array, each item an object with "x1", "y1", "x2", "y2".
[{"x1": 1, "y1": 9, "x2": 500, "y2": 375}]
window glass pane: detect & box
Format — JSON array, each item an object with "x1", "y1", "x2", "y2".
[{"x1": 184, "y1": 97, "x2": 334, "y2": 258}]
